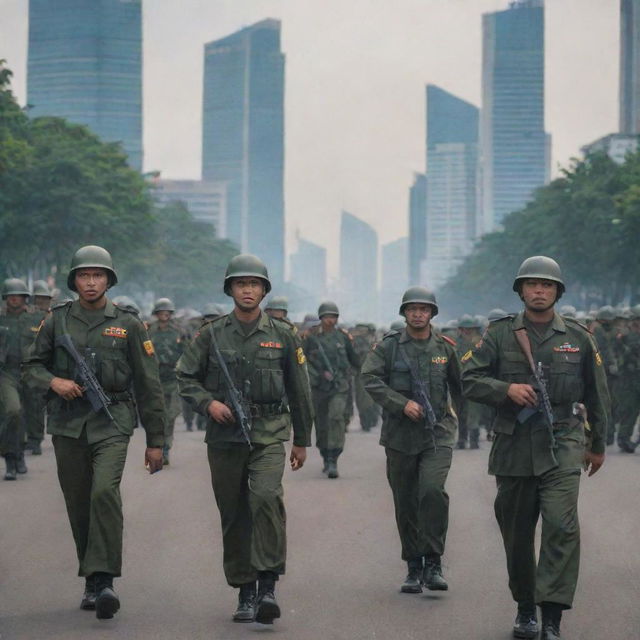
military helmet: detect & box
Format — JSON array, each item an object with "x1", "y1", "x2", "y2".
[
  {"x1": 399, "y1": 286, "x2": 438, "y2": 317},
  {"x1": 615, "y1": 307, "x2": 630, "y2": 319},
  {"x1": 112, "y1": 295, "x2": 140, "y2": 314},
  {"x1": 152, "y1": 297, "x2": 175, "y2": 314},
  {"x1": 223, "y1": 254, "x2": 271, "y2": 296},
  {"x1": 67, "y1": 245, "x2": 117, "y2": 292},
  {"x1": 33, "y1": 280, "x2": 53, "y2": 298},
  {"x1": 389, "y1": 320, "x2": 405, "y2": 331},
  {"x1": 512, "y1": 256, "x2": 565, "y2": 298},
  {"x1": 2, "y1": 278, "x2": 30, "y2": 299},
  {"x1": 596, "y1": 305, "x2": 615, "y2": 322},
  {"x1": 487, "y1": 308, "x2": 507, "y2": 323},
  {"x1": 560, "y1": 304, "x2": 577, "y2": 318},
  {"x1": 265, "y1": 296, "x2": 288, "y2": 312},
  {"x1": 203, "y1": 302, "x2": 225, "y2": 317},
  {"x1": 457, "y1": 313, "x2": 479, "y2": 329},
  {"x1": 318, "y1": 300, "x2": 339, "y2": 318},
  {"x1": 630, "y1": 304, "x2": 640, "y2": 319}
]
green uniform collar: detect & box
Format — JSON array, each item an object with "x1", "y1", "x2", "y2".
[
  {"x1": 69, "y1": 298, "x2": 117, "y2": 324},
  {"x1": 226, "y1": 309, "x2": 271, "y2": 337},
  {"x1": 512, "y1": 310, "x2": 566, "y2": 335},
  {"x1": 398, "y1": 327, "x2": 434, "y2": 344}
]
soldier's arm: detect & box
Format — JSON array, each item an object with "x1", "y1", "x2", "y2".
[
  {"x1": 581, "y1": 334, "x2": 610, "y2": 455},
  {"x1": 21, "y1": 314, "x2": 56, "y2": 392},
  {"x1": 303, "y1": 335, "x2": 321, "y2": 386},
  {"x1": 127, "y1": 318, "x2": 166, "y2": 448},
  {"x1": 361, "y1": 340, "x2": 408, "y2": 415},
  {"x1": 445, "y1": 342, "x2": 464, "y2": 418},
  {"x1": 343, "y1": 330, "x2": 361, "y2": 370},
  {"x1": 461, "y1": 325, "x2": 511, "y2": 406},
  {"x1": 282, "y1": 329, "x2": 313, "y2": 447}
]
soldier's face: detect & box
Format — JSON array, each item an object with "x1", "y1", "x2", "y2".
[
  {"x1": 74, "y1": 268, "x2": 109, "y2": 303},
  {"x1": 520, "y1": 279, "x2": 557, "y2": 312},
  {"x1": 5, "y1": 294, "x2": 28, "y2": 312},
  {"x1": 320, "y1": 314, "x2": 338, "y2": 331},
  {"x1": 230, "y1": 277, "x2": 265, "y2": 311},
  {"x1": 266, "y1": 309, "x2": 286, "y2": 319},
  {"x1": 404, "y1": 304, "x2": 432, "y2": 329},
  {"x1": 156, "y1": 310, "x2": 172, "y2": 323},
  {"x1": 34, "y1": 296, "x2": 51, "y2": 311}
]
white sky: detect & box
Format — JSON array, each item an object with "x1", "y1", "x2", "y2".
[{"x1": 0, "y1": 0, "x2": 619, "y2": 276}]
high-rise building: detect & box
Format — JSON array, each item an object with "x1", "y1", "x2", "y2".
[
  {"x1": 202, "y1": 19, "x2": 285, "y2": 284},
  {"x1": 480, "y1": 0, "x2": 548, "y2": 231},
  {"x1": 290, "y1": 236, "x2": 327, "y2": 303},
  {"x1": 27, "y1": 0, "x2": 143, "y2": 170},
  {"x1": 380, "y1": 237, "x2": 408, "y2": 323},
  {"x1": 423, "y1": 85, "x2": 479, "y2": 289},
  {"x1": 408, "y1": 173, "x2": 428, "y2": 285},
  {"x1": 339, "y1": 211, "x2": 378, "y2": 322},
  {"x1": 151, "y1": 179, "x2": 228, "y2": 237},
  {"x1": 620, "y1": 0, "x2": 640, "y2": 134}
]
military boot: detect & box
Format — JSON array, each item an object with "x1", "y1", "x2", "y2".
[
  {"x1": 15, "y1": 452, "x2": 28, "y2": 474},
  {"x1": 423, "y1": 555, "x2": 448, "y2": 591},
  {"x1": 327, "y1": 451, "x2": 339, "y2": 479},
  {"x1": 456, "y1": 439, "x2": 466, "y2": 450},
  {"x1": 233, "y1": 582, "x2": 256, "y2": 623},
  {"x1": 400, "y1": 558, "x2": 423, "y2": 594},
  {"x1": 469, "y1": 429, "x2": 480, "y2": 449},
  {"x1": 539, "y1": 603, "x2": 562, "y2": 640},
  {"x1": 255, "y1": 572, "x2": 280, "y2": 625},
  {"x1": 162, "y1": 445, "x2": 170, "y2": 466},
  {"x1": 30, "y1": 440, "x2": 42, "y2": 455},
  {"x1": 80, "y1": 574, "x2": 97, "y2": 610},
  {"x1": 4, "y1": 455, "x2": 17, "y2": 481},
  {"x1": 512, "y1": 602, "x2": 538, "y2": 638},
  {"x1": 618, "y1": 437, "x2": 636, "y2": 454},
  {"x1": 94, "y1": 573, "x2": 120, "y2": 620}
]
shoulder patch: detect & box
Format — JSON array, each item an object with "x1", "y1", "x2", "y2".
[
  {"x1": 461, "y1": 350, "x2": 473, "y2": 363},
  {"x1": 296, "y1": 346, "x2": 306, "y2": 364},
  {"x1": 439, "y1": 334, "x2": 457, "y2": 347},
  {"x1": 563, "y1": 316, "x2": 592, "y2": 334},
  {"x1": 51, "y1": 300, "x2": 73, "y2": 311},
  {"x1": 143, "y1": 340, "x2": 155, "y2": 356}
]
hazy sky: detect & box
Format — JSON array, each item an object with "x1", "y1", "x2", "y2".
[{"x1": 1, "y1": 0, "x2": 619, "y2": 277}]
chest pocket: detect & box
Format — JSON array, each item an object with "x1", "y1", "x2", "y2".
[
  {"x1": 499, "y1": 350, "x2": 529, "y2": 382},
  {"x1": 549, "y1": 351, "x2": 583, "y2": 403},
  {"x1": 100, "y1": 342, "x2": 131, "y2": 392},
  {"x1": 206, "y1": 347, "x2": 236, "y2": 394},
  {"x1": 252, "y1": 347, "x2": 285, "y2": 403},
  {"x1": 389, "y1": 358, "x2": 411, "y2": 393}
]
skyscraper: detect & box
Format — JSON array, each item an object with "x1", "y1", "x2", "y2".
[
  {"x1": 481, "y1": 0, "x2": 548, "y2": 231},
  {"x1": 290, "y1": 236, "x2": 327, "y2": 302},
  {"x1": 408, "y1": 173, "x2": 427, "y2": 285},
  {"x1": 620, "y1": 0, "x2": 640, "y2": 134},
  {"x1": 27, "y1": 0, "x2": 143, "y2": 170},
  {"x1": 339, "y1": 211, "x2": 378, "y2": 322},
  {"x1": 202, "y1": 19, "x2": 285, "y2": 284}
]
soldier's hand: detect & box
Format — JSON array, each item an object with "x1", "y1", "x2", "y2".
[
  {"x1": 403, "y1": 400, "x2": 424, "y2": 422},
  {"x1": 290, "y1": 445, "x2": 306, "y2": 470},
  {"x1": 507, "y1": 383, "x2": 538, "y2": 407},
  {"x1": 584, "y1": 451, "x2": 605, "y2": 476},
  {"x1": 145, "y1": 447, "x2": 163, "y2": 474},
  {"x1": 208, "y1": 400, "x2": 235, "y2": 424},
  {"x1": 50, "y1": 377, "x2": 84, "y2": 401}
]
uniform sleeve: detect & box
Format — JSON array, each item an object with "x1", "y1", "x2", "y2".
[
  {"x1": 445, "y1": 342, "x2": 463, "y2": 418},
  {"x1": 461, "y1": 325, "x2": 511, "y2": 406},
  {"x1": 303, "y1": 335, "x2": 321, "y2": 387},
  {"x1": 344, "y1": 331, "x2": 361, "y2": 370},
  {"x1": 361, "y1": 340, "x2": 408, "y2": 415},
  {"x1": 127, "y1": 318, "x2": 167, "y2": 448},
  {"x1": 581, "y1": 333, "x2": 610, "y2": 455},
  {"x1": 176, "y1": 326, "x2": 217, "y2": 417},
  {"x1": 22, "y1": 314, "x2": 56, "y2": 392},
  {"x1": 282, "y1": 329, "x2": 314, "y2": 447}
]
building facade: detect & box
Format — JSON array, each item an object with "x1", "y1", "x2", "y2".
[
  {"x1": 408, "y1": 173, "x2": 428, "y2": 286},
  {"x1": 620, "y1": 0, "x2": 640, "y2": 134},
  {"x1": 27, "y1": 0, "x2": 143, "y2": 170},
  {"x1": 290, "y1": 236, "x2": 327, "y2": 305},
  {"x1": 202, "y1": 19, "x2": 285, "y2": 284},
  {"x1": 581, "y1": 133, "x2": 640, "y2": 164},
  {"x1": 480, "y1": 0, "x2": 548, "y2": 231}
]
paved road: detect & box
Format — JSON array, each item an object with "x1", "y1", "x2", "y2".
[{"x1": 1, "y1": 421, "x2": 639, "y2": 640}]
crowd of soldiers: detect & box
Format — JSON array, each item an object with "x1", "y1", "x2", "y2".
[{"x1": 0, "y1": 247, "x2": 637, "y2": 639}]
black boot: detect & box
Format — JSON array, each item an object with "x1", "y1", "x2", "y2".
[
  {"x1": 80, "y1": 575, "x2": 97, "y2": 610},
  {"x1": 400, "y1": 558, "x2": 423, "y2": 593},
  {"x1": 95, "y1": 572, "x2": 120, "y2": 620},
  {"x1": 456, "y1": 439, "x2": 466, "y2": 450},
  {"x1": 618, "y1": 437, "x2": 636, "y2": 453},
  {"x1": 255, "y1": 572, "x2": 280, "y2": 624},
  {"x1": 4, "y1": 455, "x2": 17, "y2": 481},
  {"x1": 512, "y1": 601, "x2": 538, "y2": 638},
  {"x1": 469, "y1": 429, "x2": 480, "y2": 449},
  {"x1": 233, "y1": 582, "x2": 256, "y2": 622},
  {"x1": 30, "y1": 440, "x2": 42, "y2": 455},
  {"x1": 423, "y1": 555, "x2": 448, "y2": 591},
  {"x1": 540, "y1": 602, "x2": 563, "y2": 640},
  {"x1": 327, "y1": 451, "x2": 339, "y2": 479},
  {"x1": 15, "y1": 452, "x2": 28, "y2": 474}
]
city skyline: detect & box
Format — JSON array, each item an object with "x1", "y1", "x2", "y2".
[{"x1": 1, "y1": 0, "x2": 620, "y2": 277}]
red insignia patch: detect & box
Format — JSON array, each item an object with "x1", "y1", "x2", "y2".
[
  {"x1": 260, "y1": 341, "x2": 283, "y2": 349},
  {"x1": 103, "y1": 327, "x2": 128, "y2": 338}
]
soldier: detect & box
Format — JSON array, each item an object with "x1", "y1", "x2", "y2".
[
  {"x1": 22, "y1": 245, "x2": 166, "y2": 620},
  {"x1": 615, "y1": 305, "x2": 640, "y2": 452},
  {"x1": 361, "y1": 287, "x2": 462, "y2": 594},
  {"x1": 0, "y1": 278, "x2": 46, "y2": 477},
  {"x1": 148, "y1": 297, "x2": 183, "y2": 465},
  {"x1": 176, "y1": 254, "x2": 313, "y2": 625},
  {"x1": 202, "y1": 302, "x2": 225, "y2": 322},
  {"x1": 264, "y1": 296, "x2": 288, "y2": 320},
  {"x1": 352, "y1": 323, "x2": 381, "y2": 432},
  {"x1": 304, "y1": 301, "x2": 360, "y2": 478},
  {"x1": 33, "y1": 279, "x2": 54, "y2": 312},
  {"x1": 461, "y1": 256, "x2": 609, "y2": 640}
]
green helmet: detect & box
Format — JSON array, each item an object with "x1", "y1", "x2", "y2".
[
  {"x1": 112, "y1": 295, "x2": 140, "y2": 314},
  {"x1": 2, "y1": 278, "x2": 30, "y2": 299},
  {"x1": 596, "y1": 305, "x2": 616, "y2": 322},
  {"x1": 265, "y1": 296, "x2": 288, "y2": 312},
  {"x1": 203, "y1": 302, "x2": 226, "y2": 317},
  {"x1": 513, "y1": 256, "x2": 564, "y2": 298},
  {"x1": 457, "y1": 314, "x2": 480, "y2": 329},
  {"x1": 153, "y1": 297, "x2": 175, "y2": 314},
  {"x1": 223, "y1": 254, "x2": 271, "y2": 296},
  {"x1": 67, "y1": 245, "x2": 118, "y2": 292},
  {"x1": 630, "y1": 304, "x2": 640, "y2": 319},
  {"x1": 560, "y1": 304, "x2": 577, "y2": 318},
  {"x1": 389, "y1": 320, "x2": 405, "y2": 331},
  {"x1": 615, "y1": 307, "x2": 630, "y2": 319},
  {"x1": 33, "y1": 280, "x2": 53, "y2": 298},
  {"x1": 487, "y1": 308, "x2": 507, "y2": 323},
  {"x1": 399, "y1": 286, "x2": 438, "y2": 317},
  {"x1": 318, "y1": 300, "x2": 339, "y2": 318}
]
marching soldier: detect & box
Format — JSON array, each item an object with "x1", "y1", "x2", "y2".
[
  {"x1": 304, "y1": 301, "x2": 360, "y2": 478},
  {"x1": 361, "y1": 287, "x2": 462, "y2": 594},
  {"x1": 352, "y1": 323, "x2": 380, "y2": 432},
  {"x1": 461, "y1": 256, "x2": 609, "y2": 640},
  {"x1": 22, "y1": 245, "x2": 166, "y2": 619},
  {"x1": 176, "y1": 254, "x2": 313, "y2": 625},
  {"x1": 264, "y1": 296, "x2": 288, "y2": 320}
]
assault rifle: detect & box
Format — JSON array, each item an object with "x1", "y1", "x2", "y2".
[
  {"x1": 55, "y1": 333, "x2": 114, "y2": 421},
  {"x1": 209, "y1": 329, "x2": 252, "y2": 449}
]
